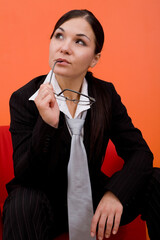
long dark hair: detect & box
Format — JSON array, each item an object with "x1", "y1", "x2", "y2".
[
  {"x1": 86, "y1": 72, "x2": 111, "y2": 164},
  {"x1": 50, "y1": 9, "x2": 104, "y2": 54}
]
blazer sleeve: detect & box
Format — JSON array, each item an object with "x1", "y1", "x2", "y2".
[
  {"x1": 105, "y1": 83, "x2": 153, "y2": 205},
  {"x1": 9, "y1": 83, "x2": 64, "y2": 185}
]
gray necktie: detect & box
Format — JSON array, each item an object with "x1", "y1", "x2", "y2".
[{"x1": 66, "y1": 117, "x2": 96, "y2": 240}]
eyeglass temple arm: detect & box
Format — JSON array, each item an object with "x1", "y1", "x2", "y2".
[
  {"x1": 56, "y1": 89, "x2": 96, "y2": 102},
  {"x1": 49, "y1": 60, "x2": 62, "y2": 84}
]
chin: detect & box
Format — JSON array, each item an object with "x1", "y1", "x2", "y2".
[{"x1": 55, "y1": 71, "x2": 71, "y2": 78}]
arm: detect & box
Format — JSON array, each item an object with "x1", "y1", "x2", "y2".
[
  {"x1": 107, "y1": 83, "x2": 153, "y2": 204},
  {"x1": 91, "y1": 82, "x2": 153, "y2": 239},
  {"x1": 9, "y1": 82, "x2": 61, "y2": 185}
]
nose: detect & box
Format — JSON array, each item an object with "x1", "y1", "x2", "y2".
[{"x1": 60, "y1": 40, "x2": 72, "y2": 55}]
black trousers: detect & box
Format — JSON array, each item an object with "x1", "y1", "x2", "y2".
[
  {"x1": 2, "y1": 187, "x2": 68, "y2": 240},
  {"x1": 2, "y1": 168, "x2": 160, "y2": 240}
]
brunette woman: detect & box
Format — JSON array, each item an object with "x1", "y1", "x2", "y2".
[{"x1": 3, "y1": 9, "x2": 160, "y2": 240}]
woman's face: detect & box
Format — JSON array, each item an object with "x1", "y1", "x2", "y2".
[{"x1": 49, "y1": 17, "x2": 100, "y2": 80}]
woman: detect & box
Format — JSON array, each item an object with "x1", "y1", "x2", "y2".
[{"x1": 2, "y1": 9, "x2": 160, "y2": 240}]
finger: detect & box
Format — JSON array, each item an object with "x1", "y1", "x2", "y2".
[
  {"x1": 97, "y1": 214, "x2": 107, "y2": 240},
  {"x1": 105, "y1": 213, "x2": 114, "y2": 238},
  {"x1": 38, "y1": 88, "x2": 54, "y2": 101},
  {"x1": 41, "y1": 83, "x2": 53, "y2": 89},
  {"x1": 37, "y1": 95, "x2": 53, "y2": 109},
  {"x1": 112, "y1": 209, "x2": 122, "y2": 235},
  {"x1": 39, "y1": 84, "x2": 54, "y2": 95},
  {"x1": 91, "y1": 211, "x2": 100, "y2": 237}
]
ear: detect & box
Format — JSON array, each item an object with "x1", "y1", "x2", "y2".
[{"x1": 90, "y1": 53, "x2": 101, "y2": 68}]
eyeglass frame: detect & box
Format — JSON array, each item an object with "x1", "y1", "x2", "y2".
[
  {"x1": 53, "y1": 88, "x2": 96, "y2": 106},
  {"x1": 49, "y1": 61, "x2": 96, "y2": 106}
]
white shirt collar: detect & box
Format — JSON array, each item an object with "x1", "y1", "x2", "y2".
[{"x1": 29, "y1": 71, "x2": 90, "y2": 119}]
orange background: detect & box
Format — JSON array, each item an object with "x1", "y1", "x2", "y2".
[{"x1": 0, "y1": 0, "x2": 160, "y2": 238}]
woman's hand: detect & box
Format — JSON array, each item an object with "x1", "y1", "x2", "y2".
[
  {"x1": 34, "y1": 83, "x2": 60, "y2": 128},
  {"x1": 91, "y1": 191, "x2": 123, "y2": 239}
]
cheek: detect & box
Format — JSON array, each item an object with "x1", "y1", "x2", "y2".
[
  {"x1": 49, "y1": 40, "x2": 57, "y2": 55},
  {"x1": 49, "y1": 43, "x2": 56, "y2": 60},
  {"x1": 49, "y1": 48, "x2": 54, "y2": 68},
  {"x1": 49, "y1": 45, "x2": 54, "y2": 57},
  {"x1": 78, "y1": 52, "x2": 95, "y2": 67}
]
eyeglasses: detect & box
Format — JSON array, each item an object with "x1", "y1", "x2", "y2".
[
  {"x1": 53, "y1": 88, "x2": 96, "y2": 106},
  {"x1": 49, "y1": 61, "x2": 96, "y2": 106}
]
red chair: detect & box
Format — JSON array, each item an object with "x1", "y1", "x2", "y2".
[{"x1": 0, "y1": 126, "x2": 147, "y2": 239}]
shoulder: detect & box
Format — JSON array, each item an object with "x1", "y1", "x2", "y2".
[
  {"x1": 10, "y1": 74, "x2": 47, "y2": 102},
  {"x1": 86, "y1": 72, "x2": 119, "y2": 99},
  {"x1": 86, "y1": 72, "x2": 126, "y2": 118},
  {"x1": 9, "y1": 75, "x2": 47, "y2": 125}
]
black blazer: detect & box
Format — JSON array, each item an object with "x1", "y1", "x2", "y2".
[{"x1": 7, "y1": 73, "x2": 153, "y2": 210}]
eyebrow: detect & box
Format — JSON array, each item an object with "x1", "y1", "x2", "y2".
[{"x1": 58, "y1": 27, "x2": 91, "y2": 41}]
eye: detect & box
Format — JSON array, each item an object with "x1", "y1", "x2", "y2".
[
  {"x1": 76, "y1": 39, "x2": 86, "y2": 46},
  {"x1": 54, "y1": 32, "x2": 64, "y2": 40}
]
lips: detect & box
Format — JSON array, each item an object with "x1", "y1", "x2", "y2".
[{"x1": 56, "y1": 58, "x2": 70, "y2": 64}]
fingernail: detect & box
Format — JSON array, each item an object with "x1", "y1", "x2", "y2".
[
  {"x1": 105, "y1": 234, "x2": 110, "y2": 238},
  {"x1": 112, "y1": 230, "x2": 117, "y2": 235},
  {"x1": 91, "y1": 232, "x2": 94, "y2": 237}
]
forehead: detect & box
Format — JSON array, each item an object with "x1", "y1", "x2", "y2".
[{"x1": 58, "y1": 17, "x2": 95, "y2": 39}]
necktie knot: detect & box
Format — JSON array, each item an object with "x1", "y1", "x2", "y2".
[{"x1": 67, "y1": 118, "x2": 85, "y2": 136}]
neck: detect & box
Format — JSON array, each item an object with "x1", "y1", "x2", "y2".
[
  {"x1": 55, "y1": 74, "x2": 85, "y2": 98},
  {"x1": 55, "y1": 74, "x2": 86, "y2": 118}
]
